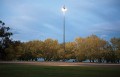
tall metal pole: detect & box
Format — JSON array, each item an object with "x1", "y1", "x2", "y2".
[
  {"x1": 63, "y1": 10, "x2": 66, "y2": 52},
  {"x1": 62, "y1": 5, "x2": 67, "y2": 52}
]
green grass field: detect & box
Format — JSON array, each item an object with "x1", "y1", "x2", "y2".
[{"x1": 0, "y1": 63, "x2": 120, "y2": 77}]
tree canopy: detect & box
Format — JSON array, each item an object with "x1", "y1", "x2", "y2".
[{"x1": 0, "y1": 20, "x2": 120, "y2": 63}]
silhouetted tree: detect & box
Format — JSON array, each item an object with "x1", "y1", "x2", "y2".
[{"x1": 0, "y1": 20, "x2": 13, "y2": 60}]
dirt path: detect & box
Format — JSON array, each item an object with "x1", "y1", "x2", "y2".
[{"x1": 0, "y1": 61, "x2": 120, "y2": 67}]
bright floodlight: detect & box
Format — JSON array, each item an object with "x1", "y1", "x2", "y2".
[{"x1": 61, "y1": 5, "x2": 67, "y2": 13}]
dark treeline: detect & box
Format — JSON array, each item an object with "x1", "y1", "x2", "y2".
[{"x1": 0, "y1": 20, "x2": 120, "y2": 63}]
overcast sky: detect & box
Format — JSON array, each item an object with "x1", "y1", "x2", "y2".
[{"x1": 0, "y1": 0, "x2": 120, "y2": 42}]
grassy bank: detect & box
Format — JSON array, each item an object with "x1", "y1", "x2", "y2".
[{"x1": 0, "y1": 63, "x2": 120, "y2": 77}]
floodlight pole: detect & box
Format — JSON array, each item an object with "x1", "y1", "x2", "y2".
[
  {"x1": 62, "y1": 5, "x2": 67, "y2": 52},
  {"x1": 63, "y1": 10, "x2": 65, "y2": 52}
]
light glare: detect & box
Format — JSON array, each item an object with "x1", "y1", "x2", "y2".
[{"x1": 61, "y1": 6, "x2": 67, "y2": 12}]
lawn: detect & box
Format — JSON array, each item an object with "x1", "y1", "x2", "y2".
[{"x1": 0, "y1": 63, "x2": 120, "y2": 77}]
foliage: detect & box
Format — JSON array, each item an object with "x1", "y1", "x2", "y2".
[
  {"x1": 0, "y1": 20, "x2": 12, "y2": 60},
  {"x1": 0, "y1": 20, "x2": 120, "y2": 63}
]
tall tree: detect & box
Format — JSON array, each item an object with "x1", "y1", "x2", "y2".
[{"x1": 0, "y1": 20, "x2": 13, "y2": 60}]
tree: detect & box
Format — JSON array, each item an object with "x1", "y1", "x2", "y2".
[
  {"x1": 0, "y1": 20, "x2": 13, "y2": 60},
  {"x1": 18, "y1": 40, "x2": 43, "y2": 61},
  {"x1": 74, "y1": 37, "x2": 86, "y2": 62},
  {"x1": 4, "y1": 41, "x2": 22, "y2": 60},
  {"x1": 42, "y1": 38, "x2": 59, "y2": 61},
  {"x1": 85, "y1": 35, "x2": 107, "y2": 62},
  {"x1": 65, "y1": 42, "x2": 76, "y2": 60},
  {"x1": 110, "y1": 37, "x2": 120, "y2": 63}
]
